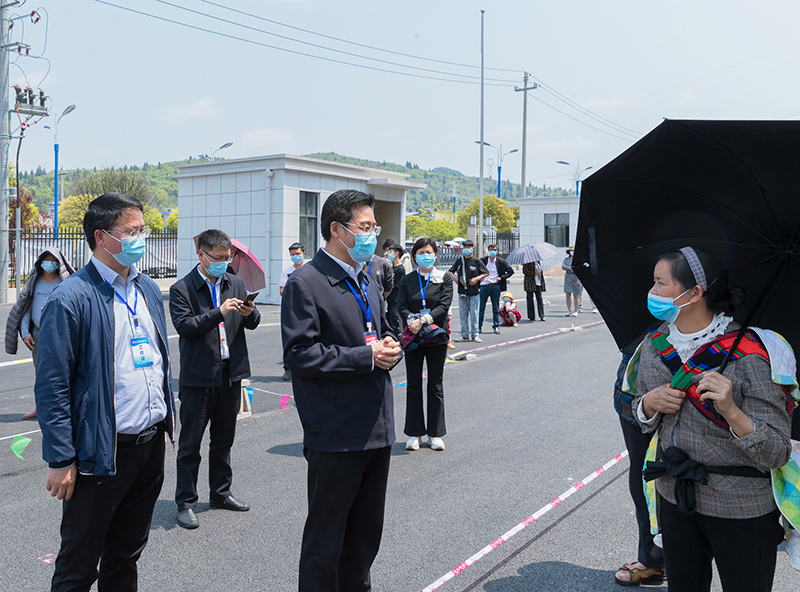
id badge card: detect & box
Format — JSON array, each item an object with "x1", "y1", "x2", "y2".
[
  {"x1": 218, "y1": 322, "x2": 227, "y2": 351},
  {"x1": 419, "y1": 308, "x2": 431, "y2": 316},
  {"x1": 364, "y1": 331, "x2": 378, "y2": 344},
  {"x1": 131, "y1": 336, "x2": 154, "y2": 369}
]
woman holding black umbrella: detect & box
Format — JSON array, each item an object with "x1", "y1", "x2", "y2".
[{"x1": 630, "y1": 247, "x2": 793, "y2": 592}]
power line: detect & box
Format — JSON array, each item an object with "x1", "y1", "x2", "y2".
[
  {"x1": 526, "y1": 91, "x2": 637, "y2": 143},
  {"x1": 534, "y1": 81, "x2": 641, "y2": 138},
  {"x1": 197, "y1": 0, "x2": 522, "y2": 74},
  {"x1": 93, "y1": 1, "x2": 516, "y2": 87},
  {"x1": 154, "y1": 0, "x2": 519, "y2": 83}
]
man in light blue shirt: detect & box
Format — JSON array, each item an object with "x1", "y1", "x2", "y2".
[{"x1": 36, "y1": 193, "x2": 175, "y2": 592}]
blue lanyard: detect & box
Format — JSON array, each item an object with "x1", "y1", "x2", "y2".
[
  {"x1": 417, "y1": 270, "x2": 432, "y2": 309},
  {"x1": 368, "y1": 257, "x2": 374, "y2": 276},
  {"x1": 106, "y1": 280, "x2": 139, "y2": 327},
  {"x1": 345, "y1": 276, "x2": 372, "y2": 333},
  {"x1": 207, "y1": 280, "x2": 218, "y2": 307}
]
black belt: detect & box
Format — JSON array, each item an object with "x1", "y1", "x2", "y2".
[
  {"x1": 117, "y1": 424, "x2": 160, "y2": 446},
  {"x1": 644, "y1": 446, "x2": 768, "y2": 514}
]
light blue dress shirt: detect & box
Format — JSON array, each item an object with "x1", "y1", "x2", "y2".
[{"x1": 92, "y1": 256, "x2": 167, "y2": 435}]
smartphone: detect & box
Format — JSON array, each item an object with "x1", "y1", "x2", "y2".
[{"x1": 243, "y1": 292, "x2": 259, "y2": 304}]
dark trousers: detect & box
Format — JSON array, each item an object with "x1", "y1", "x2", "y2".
[
  {"x1": 403, "y1": 343, "x2": 447, "y2": 437},
  {"x1": 526, "y1": 287, "x2": 544, "y2": 320},
  {"x1": 479, "y1": 283, "x2": 501, "y2": 329},
  {"x1": 660, "y1": 498, "x2": 783, "y2": 592},
  {"x1": 175, "y1": 369, "x2": 241, "y2": 510},
  {"x1": 387, "y1": 299, "x2": 402, "y2": 337},
  {"x1": 51, "y1": 426, "x2": 165, "y2": 592},
  {"x1": 619, "y1": 417, "x2": 664, "y2": 568},
  {"x1": 300, "y1": 446, "x2": 391, "y2": 592}
]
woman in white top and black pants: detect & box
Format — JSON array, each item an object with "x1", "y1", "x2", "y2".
[{"x1": 397, "y1": 238, "x2": 453, "y2": 451}]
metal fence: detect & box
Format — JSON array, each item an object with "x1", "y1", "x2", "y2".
[{"x1": 11, "y1": 227, "x2": 178, "y2": 286}]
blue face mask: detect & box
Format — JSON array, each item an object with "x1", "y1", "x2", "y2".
[
  {"x1": 463, "y1": 248, "x2": 473, "y2": 256},
  {"x1": 387, "y1": 252, "x2": 395, "y2": 262},
  {"x1": 290, "y1": 254, "x2": 304, "y2": 265},
  {"x1": 339, "y1": 226, "x2": 377, "y2": 264},
  {"x1": 40, "y1": 261, "x2": 59, "y2": 273},
  {"x1": 647, "y1": 288, "x2": 692, "y2": 322},
  {"x1": 416, "y1": 253, "x2": 436, "y2": 269},
  {"x1": 104, "y1": 231, "x2": 146, "y2": 267},
  {"x1": 489, "y1": 251, "x2": 497, "y2": 258},
  {"x1": 503, "y1": 297, "x2": 510, "y2": 302}
]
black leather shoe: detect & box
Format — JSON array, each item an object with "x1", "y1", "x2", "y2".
[
  {"x1": 177, "y1": 508, "x2": 199, "y2": 529},
  {"x1": 210, "y1": 496, "x2": 250, "y2": 511}
]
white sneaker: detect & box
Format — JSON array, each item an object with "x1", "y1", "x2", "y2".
[
  {"x1": 429, "y1": 437, "x2": 445, "y2": 451},
  {"x1": 571, "y1": 312, "x2": 578, "y2": 317},
  {"x1": 472, "y1": 336, "x2": 482, "y2": 343},
  {"x1": 405, "y1": 436, "x2": 420, "y2": 451}
]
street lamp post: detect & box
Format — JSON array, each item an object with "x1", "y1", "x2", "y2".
[
  {"x1": 44, "y1": 104, "x2": 76, "y2": 238},
  {"x1": 199, "y1": 142, "x2": 234, "y2": 162},
  {"x1": 476, "y1": 141, "x2": 518, "y2": 200},
  {"x1": 557, "y1": 160, "x2": 593, "y2": 195}
]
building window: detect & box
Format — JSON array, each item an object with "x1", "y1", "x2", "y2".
[
  {"x1": 544, "y1": 213, "x2": 569, "y2": 247},
  {"x1": 299, "y1": 191, "x2": 319, "y2": 254}
]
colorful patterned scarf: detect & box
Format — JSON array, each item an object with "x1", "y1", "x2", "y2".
[{"x1": 649, "y1": 329, "x2": 795, "y2": 429}]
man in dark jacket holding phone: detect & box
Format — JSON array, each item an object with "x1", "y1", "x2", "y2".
[{"x1": 170, "y1": 229, "x2": 261, "y2": 529}]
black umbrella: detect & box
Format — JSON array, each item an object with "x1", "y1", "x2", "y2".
[{"x1": 574, "y1": 119, "x2": 800, "y2": 362}]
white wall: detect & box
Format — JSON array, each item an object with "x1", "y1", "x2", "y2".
[{"x1": 518, "y1": 196, "x2": 580, "y2": 272}]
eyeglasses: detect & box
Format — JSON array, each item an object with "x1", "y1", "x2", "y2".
[
  {"x1": 105, "y1": 227, "x2": 151, "y2": 240},
  {"x1": 343, "y1": 222, "x2": 382, "y2": 236},
  {"x1": 202, "y1": 250, "x2": 233, "y2": 264}
]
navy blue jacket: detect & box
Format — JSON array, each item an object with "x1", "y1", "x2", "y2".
[
  {"x1": 35, "y1": 261, "x2": 175, "y2": 475},
  {"x1": 281, "y1": 249, "x2": 398, "y2": 452}
]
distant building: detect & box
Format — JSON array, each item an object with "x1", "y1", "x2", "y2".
[
  {"x1": 517, "y1": 194, "x2": 580, "y2": 270},
  {"x1": 174, "y1": 154, "x2": 425, "y2": 304}
]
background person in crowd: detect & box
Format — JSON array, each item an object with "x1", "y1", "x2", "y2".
[
  {"x1": 170, "y1": 229, "x2": 261, "y2": 530},
  {"x1": 383, "y1": 237, "x2": 412, "y2": 272},
  {"x1": 367, "y1": 252, "x2": 393, "y2": 303},
  {"x1": 5, "y1": 247, "x2": 75, "y2": 420},
  {"x1": 279, "y1": 242, "x2": 306, "y2": 297},
  {"x1": 36, "y1": 193, "x2": 175, "y2": 592},
  {"x1": 280, "y1": 242, "x2": 306, "y2": 380},
  {"x1": 398, "y1": 238, "x2": 453, "y2": 452},
  {"x1": 523, "y1": 261, "x2": 546, "y2": 321},
  {"x1": 479, "y1": 244, "x2": 514, "y2": 334},
  {"x1": 631, "y1": 247, "x2": 792, "y2": 592},
  {"x1": 386, "y1": 244, "x2": 407, "y2": 337},
  {"x1": 562, "y1": 246, "x2": 583, "y2": 316},
  {"x1": 449, "y1": 239, "x2": 488, "y2": 342},
  {"x1": 498, "y1": 291, "x2": 521, "y2": 327},
  {"x1": 282, "y1": 189, "x2": 401, "y2": 592},
  {"x1": 612, "y1": 330, "x2": 665, "y2": 586}
]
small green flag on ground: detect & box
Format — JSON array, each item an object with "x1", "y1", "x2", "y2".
[{"x1": 11, "y1": 435, "x2": 32, "y2": 459}]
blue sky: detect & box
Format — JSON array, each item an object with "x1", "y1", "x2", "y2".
[{"x1": 10, "y1": 0, "x2": 800, "y2": 195}]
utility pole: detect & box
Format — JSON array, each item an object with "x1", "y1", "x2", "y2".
[
  {"x1": 515, "y1": 72, "x2": 538, "y2": 201},
  {"x1": 0, "y1": 3, "x2": 11, "y2": 303},
  {"x1": 478, "y1": 9, "x2": 485, "y2": 257}
]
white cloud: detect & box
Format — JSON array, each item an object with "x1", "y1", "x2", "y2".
[
  {"x1": 238, "y1": 128, "x2": 294, "y2": 153},
  {"x1": 159, "y1": 98, "x2": 216, "y2": 122}
]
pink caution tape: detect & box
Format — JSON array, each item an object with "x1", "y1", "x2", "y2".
[
  {"x1": 457, "y1": 320, "x2": 605, "y2": 356},
  {"x1": 420, "y1": 449, "x2": 629, "y2": 592}
]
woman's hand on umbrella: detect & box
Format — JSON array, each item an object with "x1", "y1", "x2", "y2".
[
  {"x1": 408, "y1": 319, "x2": 423, "y2": 334},
  {"x1": 697, "y1": 371, "x2": 736, "y2": 417},
  {"x1": 643, "y1": 384, "x2": 686, "y2": 417}
]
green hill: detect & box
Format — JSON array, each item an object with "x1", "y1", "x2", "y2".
[{"x1": 17, "y1": 153, "x2": 574, "y2": 216}]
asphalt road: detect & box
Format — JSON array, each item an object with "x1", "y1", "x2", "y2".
[{"x1": 0, "y1": 276, "x2": 797, "y2": 591}]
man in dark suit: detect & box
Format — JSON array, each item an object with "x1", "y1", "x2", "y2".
[
  {"x1": 478, "y1": 244, "x2": 515, "y2": 334},
  {"x1": 170, "y1": 229, "x2": 261, "y2": 529},
  {"x1": 282, "y1": 189, "x2": 402, "y2": 592}
]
